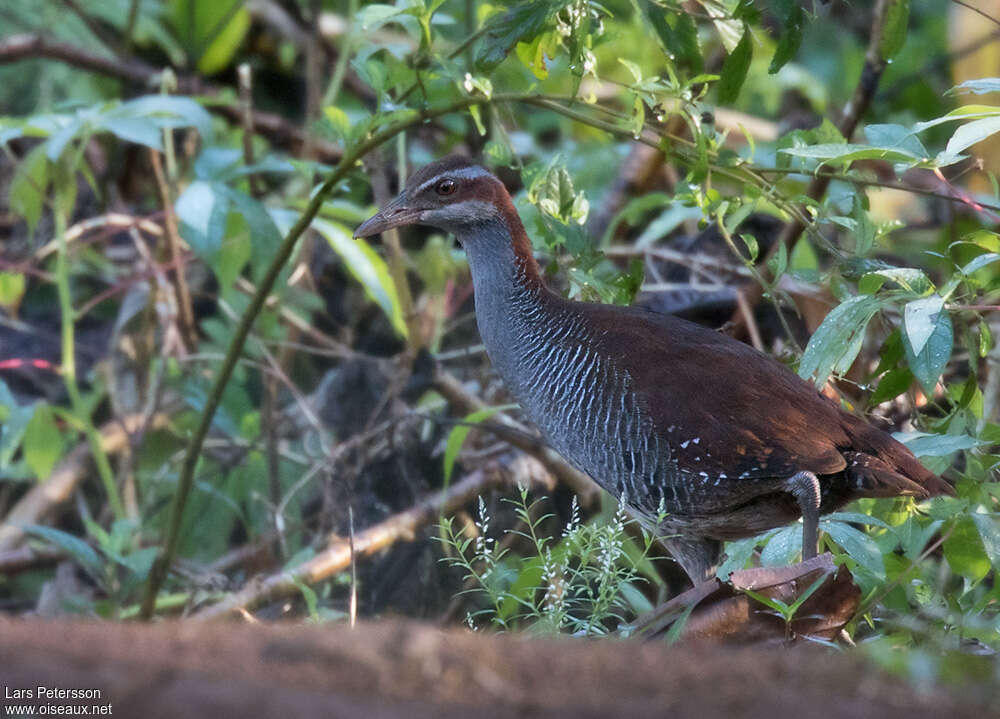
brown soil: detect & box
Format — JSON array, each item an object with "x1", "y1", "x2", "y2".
[{"x1": 0, "y1": 618, "x2": 994, "y2": 718}]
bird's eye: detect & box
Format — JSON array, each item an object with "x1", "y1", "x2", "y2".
[{"x1": 436, "y1": 179, "x2": 456, "y2": 196}]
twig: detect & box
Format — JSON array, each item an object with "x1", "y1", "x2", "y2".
[
  {"x1": 149, "y1": 149, "x2": 198, "y2": 350},
  {"x1": 237, "y1": 64, "x2": 263, "y2": 198},
  {"x1": 189, "y1": 468, "x2": 530, "y2": 620}
]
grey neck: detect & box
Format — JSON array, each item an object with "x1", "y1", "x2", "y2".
[{"x1": 457, "y1": 221, "x2": 538, "y2": 352}]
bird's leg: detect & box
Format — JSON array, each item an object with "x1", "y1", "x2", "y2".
[
  {"x1": 786, "y1": 471, "x2": 821, "y2": 560},
  {"x1": 663, "y1": 536, "x2": 722, "y2": 585}
]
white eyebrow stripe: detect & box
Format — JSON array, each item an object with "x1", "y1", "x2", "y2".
[{"x1": 412, "y1": 166, "x2": 494, "y2": 195}]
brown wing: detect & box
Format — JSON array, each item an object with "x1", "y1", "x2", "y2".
[{"x1": 585, "y1": 304, "x2": 852, "y2": 481}]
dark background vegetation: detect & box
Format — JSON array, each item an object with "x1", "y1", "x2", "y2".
[{"x1": 0, "y1": 0, "x2": 998, "y2": 698}]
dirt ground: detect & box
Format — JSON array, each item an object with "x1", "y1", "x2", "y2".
[{"x1": 0, "y1": 618, "x2": 994, "y2": 718}]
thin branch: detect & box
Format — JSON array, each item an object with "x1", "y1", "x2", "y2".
[{"x1": 149, "y1": 149, "x2": 198, "y2": 350}]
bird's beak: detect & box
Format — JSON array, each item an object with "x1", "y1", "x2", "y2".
[{"x1": 354, "y1": 193, "x2": 422, "y2": 238}]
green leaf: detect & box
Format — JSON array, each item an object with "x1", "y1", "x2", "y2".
[
  {"x1": 475, "y1": 1, "x2": 562, "y2": 71},
  {"x1": 718, "y1": 27, "x2": 752, "y2": 104},
  {"x1": 23, "y1": 404, "x2": 64, "y2": 480},
  {"x1": 946, "y1": 116, "x2": 1000, "y2": 156},
  {"x1": 171, "y1": 0, "x2": 251, "y2": 75},
  {"x1": 822, "y1": 520, "x2": 885, "y2": 578},
  {"x1": 971, "y1": 514, "x2": 1000, "y2": 568},
  {"x1": 0, "y1": 380, "x2": 34, "y2": 471},
  {"x1": 312, "y1": 218, "x2": 407, "y2": 338},
  {"x1": 902, "y1": 295, "x2": 952, "y2": 394},
  {"x1": 644, "y1": 2, "x2": 703, "y2": 72},
  {"x1": 891, "y1": 431, "x2": 983, "y2": 457},
  {"x1": 949, "y1": 78, "x2": 1000, "y2": 95},
  {"x1": 176, "y1": 180, "x2": 227, "y2": 269},
  {"x1": 868, "y1": 367, "x2": 914, "y2": 406},
  {"x1": 799, "y1": 295, "x2": 884, "y2": 387},
  {"x1": 944, "y1": 516, "x2": 990, "y2": 581},
  {"x1": 443, "y1": 405, "x2": 516, "y2": 484},
  {"x1": 0, "y1": 272, "x2": 26, "y2": 310},
  {"x1": 9, "y1": 144, "x2": 49, "y2": 232},
  {"x1": 961, "y1": 252, "x2": 1000, "y2": 276},
  {"x1": 23, "y1": 525, "x2": 103, "y2": 577},
  {"x1": 879, "y1": 0, "x2": 909, "y2": 61},
  {"x1": 859, "y1": 267, "x2": 933, "y2": 295},
  {"x1": 768, "y1": 4, "x2": 803, "y2": 74},
  {"x1": 863, "y1": 124, "x2": 928, "y2": 159},
  {"x1": 779, "y1": 143, "x2": 922, "y2": 166}
]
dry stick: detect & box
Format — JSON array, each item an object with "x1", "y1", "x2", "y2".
[
  {"x1": 729, "y1": 0, "x2": 892, "y2": 339},
  {"x1": 149, "y1": 149, "x2": 198, "y2": 350},
  {"x1": 0, "y1": 413, "x2": 171, "y2": 553},
  {"x1": 237, "y1": 64, "x2": 263, "y2": 198},
  {"x1": 190, "y1": 468, "x2": 525, "y2": 620}
]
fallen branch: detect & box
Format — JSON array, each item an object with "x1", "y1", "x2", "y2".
[
  {"x1": 0, "y1": 412, "x2": 171, "y2": 553},
  {"x1": 192, "y1": 456, "x2": 555, "y2": 620}
]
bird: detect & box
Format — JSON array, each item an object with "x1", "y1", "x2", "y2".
[{"x1": 355, "y1": 155, "x2": 954, "y2": 584}]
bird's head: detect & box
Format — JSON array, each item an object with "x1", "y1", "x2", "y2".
[{"x1": 354, "y1": 156, "x2": 516, "y2": 240}]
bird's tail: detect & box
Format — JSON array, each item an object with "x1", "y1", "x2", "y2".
[{"x1": 840, "y1": 415, "x2": 956, "y2": 498}]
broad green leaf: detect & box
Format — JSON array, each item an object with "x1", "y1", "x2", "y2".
[
  {"x1": 892, "y1": 431, "x2": 983, "y2": 457},
  {"x1": 851, "y1": 194, "x2": 875, "y2": 256},
  {"x1": 104, "y1": 96, "x2": 214, "y2": 143},
  {"x1": 9, "y1": 144, "x2": 49, "y2": 231},
  {"x1": 312, "y1": 218, "x2": 407, "y2": 338},
  {"x1": 443, "y1": 405, "x2": 516, "y2": 484},
  {"x1": 944, "y1": 516, "x2": 990, "y2": 581},
  {"x1": 23, "y1": 404, "x2": 64, "y2": 480},
  {"x1": 799, "y1": 295, "x2": 884, "y2": 387},
  {"x1": 822, "y1": 520, "x2": 885, "y2": 578},
  {"x1": 949, "y1": 78, "x2": 1000, "y2": 95},
  {"x1": 859, "y1": 268, "x2": 933, "y2": 295},
  {"x1": 902, "y1": 295, "x2": 952, "y2": 394},
  {"x1": 0, "y1": 379, "x2": 34, "y2": 470},
  {"x1": 23, "y1": 525, "x2": 103, "y2": 577},
  {"x1": 0, "y1": 272, "x2": 26, "y2": 310},
  {"x1": 356, "y1": 4, "x2": 404, "y2": 31},
  {"x1": 879, "y1": 0, "x2": 909, "y2": 60},
  {"x1": 863, "y1": 124, "x2": 928, "y2": 158},
  {"x1": 769, "y1": 4, "x2": 803, "y2": 74},
  {"x1": 171, "y1": 0, "x2": 251, "y2": 75},
  {"x1": 644, "y1": 2, "x2": 703, "y2": 71},
  {"x1": 868, "y1": 367, "x2": 914, "y2": 406},
  {"x1": 971, "y1": 513, "x2": 1000, "y2": 568},
  {"x1": 780, "y1": 143, "x2": 922, "y2": 166},
  {"x1": 911, "y1": 106, "x2": 1000, "y2": 134},
  {"x1": 475, "y1": 1, "x2": 562, "y2": 71},
  {"x1": 176, "y1": 180, "x2": 227, "y2": 268},
  {"x1": 946, "y1": 116, "x2": 1000, "y2": 156},
  {"x1": 718, "y1": 27, "x2": 752, "y2": 104},
  {"x1": 760, "y1": 525, "x2": 800, "y2": 566},
  {"x1": 961, "y1": 252, "x2": 1000, "y2": 275}
]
